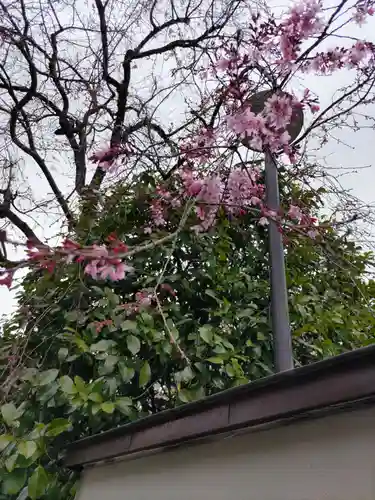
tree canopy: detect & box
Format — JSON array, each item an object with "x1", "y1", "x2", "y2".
[{"x1": 1, "y1": 175, "x2": 375, "y2": 499}]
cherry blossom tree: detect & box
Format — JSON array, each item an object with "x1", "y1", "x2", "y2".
[
  {"x1": 1, "y1": 0, "x2": 374, "y2": 288},
  {"x1": 1, "y1": 1, "x2": 375, "y2": 497}
]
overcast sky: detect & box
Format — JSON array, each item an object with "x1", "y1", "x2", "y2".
[{"x1": 1, "y1": 0, "x2": 375, "y2": 322}]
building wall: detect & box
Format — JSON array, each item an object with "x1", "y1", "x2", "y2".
[{"x1": 76, "y1": 405, "x2": 375, "y2": 500}]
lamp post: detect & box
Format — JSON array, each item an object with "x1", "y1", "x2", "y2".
[{"x1": 243, "y1": 90, "x2": 304, "y2": 372}]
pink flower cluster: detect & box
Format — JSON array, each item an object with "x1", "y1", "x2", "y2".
[
  {"x1": 0, "y1": 270, "x2": 13, "y2": 289},
  {"x1": 192, "y1": 174, "x2": 224, "y2": 231},
  {"x1": 150, "y1": 186, "x2": 181, "y2": 227},
  {"x1": 303, "y1": 41, "x2": 374, "y2": 73},
  {"x1": 0, "y1": 235, "x2": 134, "y2": 289},
  {"x1": 208, "y1": 0, "x2": 374, "y2": 81},
  {"x1": 301, "y1": 88, "x2": 320, "y2": 113},
  {"x1": 226, "y1": 93, "x2": 298, "y2": 153},
  {"x1": 84, "y1": 245, "x2": 133, "y2": 281},
  {"x1": 89, "y1": 143, "x2": 131, "y2": 172},
  {"x1": 148, "y1": 167, "x2": 320, "y2": 236},
  {"x1": 93, "y1": 318, "x2": 113, "y2": 334},
  {"x1": 279, "y1": 0, "x2": 322, "y2": 63},
  {"x1": 288, "y1": 204, "x2": 319, "y2": 238},
  {"x1": 81, "y1": 233, "x2": 133, "y2": 281},
  {"x1": 117, "y1": 284, "x2": 176, "y2": 316},
  {"x1": 180, "y1": 128, "x2": 216, "y2": 164},
  {"x1": 150, "y1": 166, "x2": 265, "y2": 232},
  {"x1": 353, "y1": 1, "x2": 375, "y2": 25}
]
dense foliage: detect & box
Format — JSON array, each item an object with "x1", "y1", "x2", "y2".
[{"x1": 1, "y1": 177, "x2": 375, "y2": 499}]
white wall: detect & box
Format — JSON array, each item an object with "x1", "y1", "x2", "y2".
[{"x1": 76, "y1": 406, "x2": 375, "y2": 500}]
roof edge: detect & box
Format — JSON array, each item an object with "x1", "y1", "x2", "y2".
[{"x1": 65, "y1": 345, "x2": 375, "y2": 468}]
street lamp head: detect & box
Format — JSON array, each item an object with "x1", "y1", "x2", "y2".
[{"x1": 241, "y1": 89, "x2": 304, "y2": 152}]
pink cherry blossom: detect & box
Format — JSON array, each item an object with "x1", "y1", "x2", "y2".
[
  {"x1": 136, "y1": 291, "x2": 153, "y2": 307},
  {"x1": 94, "y1": 319, "x2": 113, "y2": 334},
  {"x1": 279, "y1": 0, "x2": 322, "y2": 63},
  {"x1": 150, "y1": 200, "x2": 167, "y2": 226},
  {"x1": 188, "y1": 179, "x2": 204, "y2": 196},
  {"x1": 352, "y1": 2, "x2": 374, "y2": 25},
  {"x1": 346, "y1": 41, "x2": 373, "y2": 67},
  {"x1": 84, "y1": 257, "x2": 133, "y2": 281},
  {"x1": 0, "y1": 270, "x2": 13, "y2": 289},
  {"x1": 197, "y1": 175, "x2": 223, "y2": 205},
  {"x1": 89, "y1": 144, "x2": 121, "y2": 170},
  {"x1": 99, "y1": 261, "x2": 131, "y2": 281},
  {"x1": 266, "y1": 129, "x2": 291, "y2": 153},
  {"x1": 181, "y1": 128, "x2": 215, "y2": 163},
  {"x1": 216, "y1": 58, "x2": 232, "y2": 72},
  {"x1": 258, "y1": 217, "x2": 269, "y2": 226},
  {"x1": 264, "y1": 94, "x2": 293, "y2": 130},
  {"x1": 303, "y1": 41, "x2": 374, "y2": 74},
  {"x1": 189, "y1": 175, "x2": 224, "y2": 231},
  {"x1": 195, "y1": 205, "x2": 206, "y2": 220},
  {"x1": 227, "y1": 108, "x2": 267, "y2": 138},
  {"x1": 225, "y1": 168, "x2": 263, "y2": 214},
  {"x1": 82, "y1": 244, "x2": 133, "y2": 282},
  {"x1": 84, "y1": 260, "x2": 100, "y2": 279},
  {"x1": 288, "y1": 204, "x2": 303, "y2": 220},
  {"x1": 307, "y1": 229, "x2": 319, "y2": 239},
  {"x1": 250, "y1": 196, "x2": 262, "y2": 206}
]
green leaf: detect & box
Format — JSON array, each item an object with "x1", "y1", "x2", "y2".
[
  {"x1": 91, "y1": 404, "x2": 101, "y2": 415},
  {"x1": 28, "y1": 466, "x2": 49, "y2": 500},
  {"x1": 46, "y1": 418, "x2": 72, "y2": 437},
  {"x1": 18, "y1": 440, "x2": 37, "y2": 459},
  {"x1": 0, "y1": 433, "x2": 13, "y2": 451},
  {"x1": 174, "y1": 366, "x2": 194, "y2": 383},
  {"x1": 206, "y1": 356, "x2": 224, "y2": 364},
  {"x1": 2, "y1": 469, "x2": 27, "y2": 495},
  {"x1": 127, "y1": 335, "x2": 141, "y2": 355},
  {"x1": 90, "y1": 339, "x2": 116, "y2": 352},
  {"x1": 178, "y1": 389, "x2": 194, "y2": 403},
  {"x1": 74, "y1": 376, "x2": 87, "y2": 393},
  {"x1": 237, "y1": 308, "x2": 256, "y2": 318},
  {"x1": 28, "y1": 423, "x2": 46, "y2": 440},
  {"x1": 139, "y1": 361, "x2": 151, "y2": 387},
  {"x1": 5, "y1": 453, "x2": 18, "y2": 472},
  {"x1": 140, "y1": 312, "x2": 154, "y2": 327},
  {"x1": 88, "y1": 392, "x2": 103, "y2": 403},
  {"x1": 118, "y1": 362, "x2": 135, "y2": 382},
  {"x1": 101, "y1": 355, "x2": 119, "y2": 375},
  {"x1": 205, "y1": 289, "x2": 221, "y2": 303},
  {"x1": 38, "y1": 382, "x2": 59, "y2": 404},
  {"x1": 166, "y1": 318, "x2": 179, "y2": 339},
  {"x1": 115, "y1": 397, "x2": 132, "y2": 414},
  {"x1": 65, "y1": 310, "x2": 79, "y2": 322},
  {"x1": 101, "y1": 402, "x2": 115, "y2": 414},
  {"x1": 38, "y1": 369, "x2": 59, "y2": 386},
  {"x1": 225, "y1": 364, "x2": 235, "y2": 377},
  {"x1": 1, "y1": 403, "x2": 21, "y2": 426},
  {"x1": 74, "y1": 336, "x2": 89, "y2": 352},
  {"x1": 121, "y1": 320, "x2": 138, "y2": 332},
  {"x1": 59, "y1": 376, "x2": 77, "y2": 394},
  {"x1": 199, "y1": 325, "x2": 213, "y2": 344},
  {"x1": 58, "y1": 347, "x2": 69, "y2": 362},
  {"x1": 21, "y1": 368, "x2": 38, "y2": 383}
]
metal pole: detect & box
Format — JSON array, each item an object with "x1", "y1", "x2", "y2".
[{"x1": 265, "y1": 150, "x2": 294, "y2": 372}]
